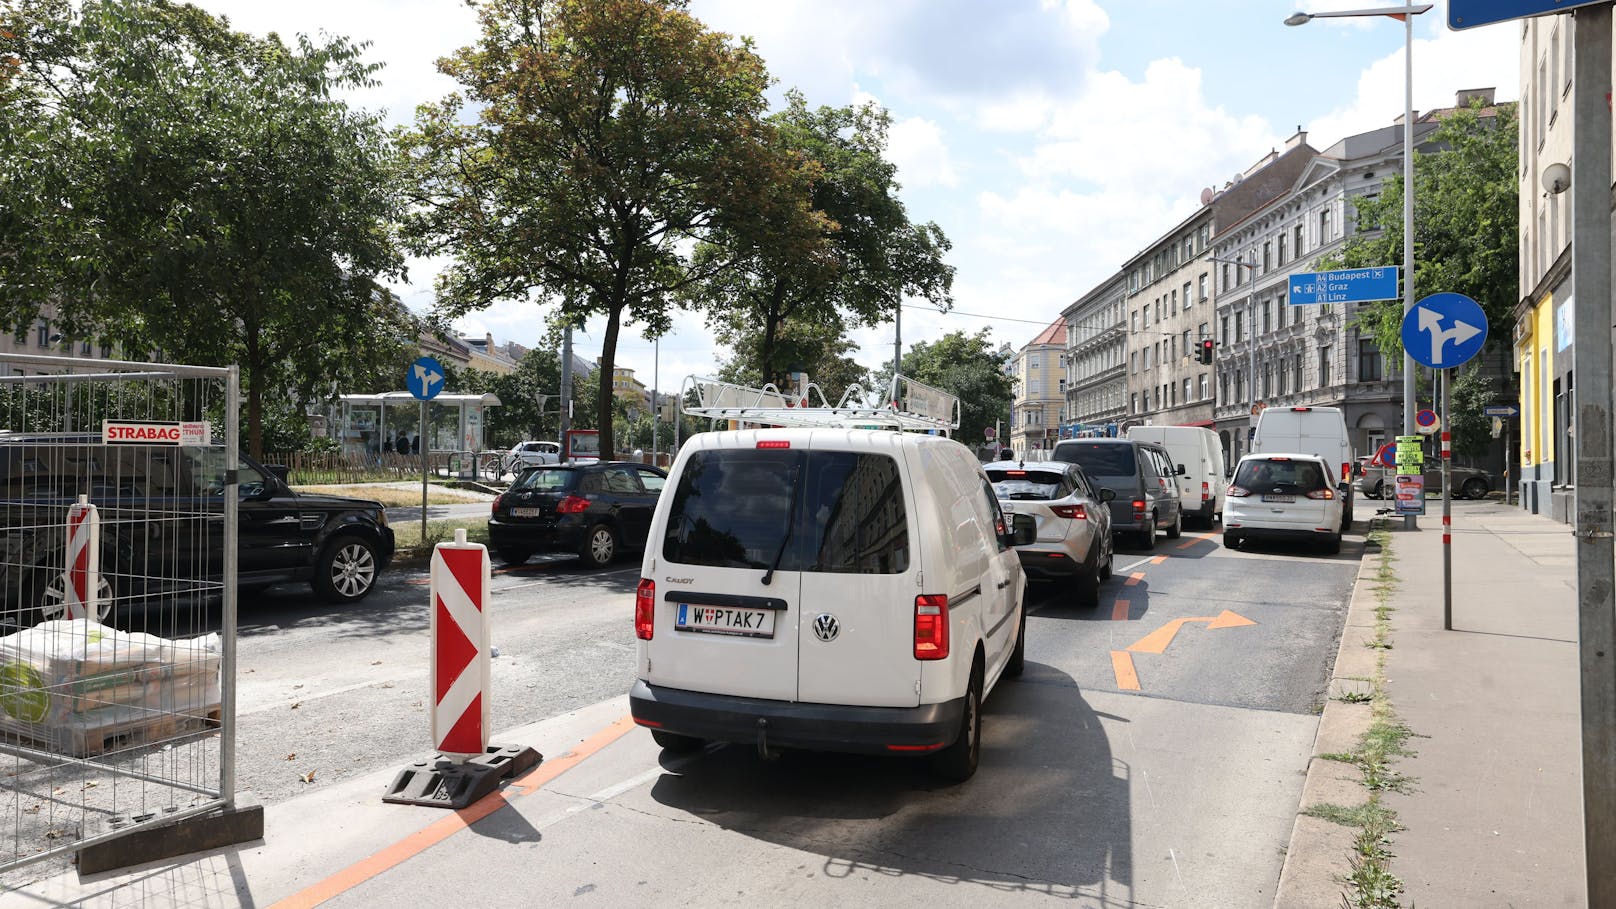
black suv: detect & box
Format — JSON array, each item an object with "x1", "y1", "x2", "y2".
[
  {"x1": 0, "y1": 434, "x2": 395, "y2": 627},
  {"x1": 488, "y1": 461, "x2": 666, "y2": 568}
]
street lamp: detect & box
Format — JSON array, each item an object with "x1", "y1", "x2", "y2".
[{"x1": 1287, "y1": 3, "x2": 1431, "y2": 528}]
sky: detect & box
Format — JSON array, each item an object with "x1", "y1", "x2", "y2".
[{"x1": 188, "y1": 0, "x2": 1521, "y2": 395}]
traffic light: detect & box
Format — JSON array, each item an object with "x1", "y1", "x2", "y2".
[{"x1": 1197, "y1": 338, "x2": 1214, "y2": 365}]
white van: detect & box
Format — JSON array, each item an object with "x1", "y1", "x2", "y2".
[
  {"x1": 629, "y1": 427, "x2": 1033, "y2": 782},
  {"x1": 1125, "y1": 425, "x2": 1226, "y2": 529},
  {"x1": 1251, "y1": 406, "x2": 1355, "y2": 529}
]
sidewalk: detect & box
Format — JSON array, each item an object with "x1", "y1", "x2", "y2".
[{"x1": 1276, "y1": 502, "x2": 1586, "y2": 907}]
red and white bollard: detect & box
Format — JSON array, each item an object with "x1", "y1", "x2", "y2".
[
  {"x1": 64, "y1": 494, "x2": 101, "y2": 621},
  {"x1": 429, "y1": 528, "x2": 491, "y2": 760}
]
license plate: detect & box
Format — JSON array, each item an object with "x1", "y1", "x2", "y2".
[
  {"x1": 675, "y1": 603, "x2": 776, "y2": 638},
  {"x1": 1262, "y1": 494, "x2": 1296, "y2": 503},
  {"x1": 510, "y1": 507, "x2": 544, "y2": 517}
]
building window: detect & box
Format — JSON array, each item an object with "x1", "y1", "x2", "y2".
[
  {"x1": 1182, "y1": 282, "x2": 1192, "y2": 310},
  {"x1": 1358, "y1": 338, "x2": 1382, "y2": 382},
  {"x1": 1143, "y1": 390, "x2": 1151, "y2": 411},
  {"x1": 1199, "y1": 274, "x2": 1209, "y2": 302},
  {"x1": 1277, "y1": 301, "x2": 1287, "y2": 329},
  {"x1": 1262, "y1": 241, "x2": 1272, "y2": 272},
  {"x1": 1262, "y1": 363, "x2": 1272, "y2": 398},
  {"x1": 1198, "y1": 373, "x2": 1208, "y2": 400},
  {"x1": 1219, "y1": 374, "x2": 1229, "y2": 406},
  {"x1": 1222, "y1": 263, "x2": 1231, "y2": 290},
  {"x1": 1130, "y1": 393, "x2": 1138, "y2": 414},
  {"x1": 36, "y1": 321, "x2": 50, "y2": 348},
  {"x1": 1278, "y1": 233, "x2": 1288, "y2": 265},
  {"x1": 1235, "y1": 257, "x2": 1246, "y2": 286},
  {"x1": 1220, "y1": 316, "x2": 1229, "y2": 344},
  {"x1": 1356, "y1": 193, "x2": 1381, "y2": 231},
  {"x1": 1261, "y1": 301, "x2": 1271, "y2": 334},
  {"x1": 1294, "y1": 355, "x2": 1304, "y2": 391},
  {"x1": 1319, "y1": 346, "x2": 1332, "y2": 386},
  {"x1": 1294, "y1": 224, "x2": 1304, "y2": 256},
  {"x1": 1234, "y1": 310, "x2": 1244, "y2": 342},
  {"x1": 1182, "y1": 378, "x2": 1191, "y2": 403},
  {"x1": 1319, "y1": 209, "x2": 1332, "y2": 243}
]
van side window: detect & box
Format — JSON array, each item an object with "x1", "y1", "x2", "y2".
[{"x1": 979, "y1": 479, "x2": 1008, "y2": 550}]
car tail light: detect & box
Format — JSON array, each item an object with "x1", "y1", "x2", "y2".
[
  {"x1": 1307, "y1": 487, "x2": 1337, "y2": 500},
  {"x1": 1227, "y1": 485, "x2": 1251, "y2": 498},
  {"x1": 914, "y1": 594, "x2": 949, "y2": 660},
  {"x1": 756, "y1": 440, "x2": 791, "y2": 449},
  {"x1": 1201, "y1": 481, "x2": 1210, "y2": 502},
  {"x1": 635, "y1": 578, "x2": 655, "y2": 640},
  {"x1": 557, "y1": 495, "x2": 590, "y2": 514},
  {"x1": 492, "y1": 494, "x2": 504, "y2": 514},
  {"x1": 1051, "y1": 503, "x2": 1087, "y2": 519},
  {"x1": 1132, "y1": 499, "x2": 1147, "y2": 520}
]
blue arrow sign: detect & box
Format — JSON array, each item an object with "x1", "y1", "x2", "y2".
[
  {"x1": 1401, "y1": 293, "x2": 1489, "y2": 369},
  {"x1": 1483, "y1": 404, "x2": 1521, "y2": 417},
  {"x1": 1288, "y1": 267, "x2": 1399, "y2": 306},
  {"x1": 1449, "y1": 1, "x2": 1608, "y2": 31},
  {"x1": 407, "y1": 356, "x2": 446, "y2": 400}
]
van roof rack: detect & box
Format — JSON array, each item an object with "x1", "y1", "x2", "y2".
[{"x1": 679, "y1": 373, "x2": 960, "y2": 434}]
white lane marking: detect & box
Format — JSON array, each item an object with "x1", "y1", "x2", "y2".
[{"x1": 1116, "y1": 557, "x2": 1155, "y2": 574}]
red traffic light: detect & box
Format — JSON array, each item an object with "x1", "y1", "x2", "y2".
[{"x1": 1198, "y1": 338, "x2": 1215, "y2": 364}]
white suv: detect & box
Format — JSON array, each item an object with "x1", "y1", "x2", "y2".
[
  {"x1": 1223, "y1": 453, "x2": 1344, "y2": 554},
  {"x1": 629, "y1": 428, "x2": 1033, "y2": 781}
]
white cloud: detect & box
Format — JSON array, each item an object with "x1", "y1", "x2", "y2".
[{"x1": 888, "y1": 116, "x2": 961, "y2": 188}]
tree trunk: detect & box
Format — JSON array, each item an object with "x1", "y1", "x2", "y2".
[
  {"x1": 597, "y1": 304, "x2": 623, "y2": 458},
  {"x1": 758, "y1": 280, "x2": 786, "y2": 385},
  {"x1": 244, "y1": 323, "x2": 263, "y2": 458}
]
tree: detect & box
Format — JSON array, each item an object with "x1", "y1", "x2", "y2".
[
  {"x1": 691, "y1": 91, "x2": 954, "y2": 386},
  {"x1": 0, "y1": 0, "x2": 410, "y2": 456},
  {"x1": 400, "y1": 0, "x2": 798, "y2": 459},
  {"x1": 889, "y1": 329, "x2": 1014, "y2": 446},
  {"x1": 712, "y1": 310, "x2": 871, "y2": 402},
  {"x1": 454, "y1": 348, "x2": 600, "y2": 448},
  {"x1": 1337, "y1": 102, "x2": 1520, "y2": 378}
]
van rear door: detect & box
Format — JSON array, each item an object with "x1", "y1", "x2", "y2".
[
  {"x1": 795, "y1": 435, "x2": 921, "y2": 708},
  {"x1": 645, "y1": 445, "x2": 804, "y2": 702}
]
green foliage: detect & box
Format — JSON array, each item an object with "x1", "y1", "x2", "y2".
[
  {"x1": 713, "y1": 312, "x2": 872, "y2": 403},
  {"x1": 1338, "y1": 102, "x2": 1520, "y2": 375},
  {"x1": 889, "y1": 329, "x2": 1013, "y2": 446},
  {"x1": 692, "y1": 91, "x2": 954, "y2": 385},
  {"x1": 0, "y1": 0, "x2": 411, "y2": 456},
  {"x1": 452, "y1": 351, "x2": 601, "y2": 448},
  {"x1": 1447, "y1": 363, "x2": 1496, "y2": 461},
  {"x1": 399, "y1": 0, "x2": 788, "y2": 460}
]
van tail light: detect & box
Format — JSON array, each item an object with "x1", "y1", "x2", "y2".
[
  {"x1": 1132, "y1": 499, "x2": 1147, "y2": 520},
  {"x1": 1051, "y1": 503, "x2": 1087, "y2": 519},
  {"x1": 1201, "y1": 481, "x2": 1210, "y2": 502},
  {"x1": 1227, "y1": 485, "x2": 1251, "y2": 498},
  {"x1": 914, "y1": 594, "x2": 950, "y2": 660},
  {"x1": 1341, "y1": 462, "x2": 1351, "y2": 482},
  {"x1": 492, "y1": 494, "x2": 504, "y2": 514},
  {"x1": 1307, "y1": 487, "x2": 1337, "y2": 500},
  {"x1": 635, "y1": 578, "x2": 655, "y2": 640},
  {"x1": 557, "y1": 495, "x2": 590, "y2": 514}
]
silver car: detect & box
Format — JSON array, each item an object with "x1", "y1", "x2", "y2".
[{"x1": 986, "y1": 460, "x2": 1115, "y2": 607}]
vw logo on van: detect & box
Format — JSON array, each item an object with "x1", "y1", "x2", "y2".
[{"x1": 811, "y1": 613, "x2": 840, "y2": 642}]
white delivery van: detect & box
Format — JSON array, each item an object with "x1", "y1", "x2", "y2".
[
  {"x1": 629, "y1": 427, "x2": 1034, "y2": 782},
  {"x1": 1125, "y1": 425, "x2": 1226, "y2": 529},
  {"x1": 1251, "y1": 405, "x2": 1355, "y2": 529}
]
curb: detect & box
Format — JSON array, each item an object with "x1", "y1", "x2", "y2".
[{"x1": 1271, "y1": 531, "x2": 1389, "y2": 908}]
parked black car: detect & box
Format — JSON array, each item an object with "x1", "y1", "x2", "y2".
[
  {"x1": 0, "y1": 433, "x2": 395, "y2": 627},
  {"x1": 488, "y1": 461, "x2": 667, "y2": 568}
]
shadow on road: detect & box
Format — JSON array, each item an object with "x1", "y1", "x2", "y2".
[{"x1": 645, "y1": 663, "x2": 1134, "y2": 903}]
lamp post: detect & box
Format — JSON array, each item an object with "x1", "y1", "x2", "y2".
[{"x1": 1286, "y1": 3, "x2": 1431, "y2": 529}]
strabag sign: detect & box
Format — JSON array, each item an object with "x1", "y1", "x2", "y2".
[{"x1": 102, "y1": 421, "x2": 211, "y2": 446}]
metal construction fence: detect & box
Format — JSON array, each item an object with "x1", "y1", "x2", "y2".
[{"x1": 0, "y1": 353, "x2": 240, "y2": 879}]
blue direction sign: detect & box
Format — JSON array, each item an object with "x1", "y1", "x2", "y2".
[
  {"x1": 407, "y1": 356, "x2": 446, "y2": 400},
  {"x1": 1483, "y1": 404, "x2": 1521, "y2": 418},
  {"x1": 1450, "y1": 1, "x2": 1609, "y2": 30},
  {"x1": 1288, "y1": 267, "x2": 1399, "y2": 306},
  {"x1": 1402, "y1": 293, "x2": 1489, "y2": 369}
]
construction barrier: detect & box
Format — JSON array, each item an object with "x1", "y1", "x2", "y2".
[
  {"x1": 63, "y1": 495, "x2": 99, "y2": 621},
  {"x1": 429, "y1": 529, "x2": 490, "y2": 760}
]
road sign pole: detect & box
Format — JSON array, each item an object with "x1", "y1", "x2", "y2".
[
  {"x1": 421, "y1": 399, "x2": 429, "y2": 544},
  {"x1": 1440, "y1": 367, "x2": 1451, "y2": 631},
  {"x1": 1571, "y1": 6, "x2": 1616, "y2": 904}
]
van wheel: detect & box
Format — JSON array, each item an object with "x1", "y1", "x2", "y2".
[
  {"x1": 1074, "y1": 562, "x2": 1101, "y2": 608},
  {"x1": 314, "y1": 535, "x2": 379, "y2": 603},
  {"x1": 578, "y1": 524, "x2": 617, "y2": 568},
  {"x1": 1005, "y1": 610, "x2": 1026, "y2": 678},
  {"x1": 1166, "y1": 511, "x2": 1182, "y2": 540},
  {"x1": 1136, "y1": 521, "x2": 1156, "y2": 550},
  {"x1": 1223, "y1": 532, "x2": 1241, "y2": 550},
  {"x1": 932, "y1": 664, "x2": 982, "y2": 782},
  {"x1": 651, "y1": 729, "x2": 705, "y2": 753},
  {"x1": 1323, "y1": 534, "x2": 1342, "y2": 555}
]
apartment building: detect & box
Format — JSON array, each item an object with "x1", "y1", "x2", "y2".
[
  {"x1": 1009, "y1": 319, "x2": 1067, "y2": 453},
  {"x1": 1515, "y1": 14, "x2": 1574, "y2": 521},
  {"x1": 1061, "y1": 272, "x2": 1127, "y2": 434}
]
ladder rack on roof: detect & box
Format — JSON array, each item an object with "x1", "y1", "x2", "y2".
[{"x1": 679, "y1": 373, "x2": 961, "y2": 434}]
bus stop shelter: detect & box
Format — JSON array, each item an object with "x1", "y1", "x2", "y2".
[{"x1": 335, "y1": 391, "x2": 501, "y2": 458}]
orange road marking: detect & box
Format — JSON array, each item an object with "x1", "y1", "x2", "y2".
[
  {"x1": 269, "y1": 715, "x2": 636, "y2": 909},
  {"x1": 1123, "y1": 571, "x2": 1146, "y2": 587},
  {"x1": 1126, "y1": 610, "x2": 1256, "y2": 655},
  {"x1": 1110, "y1": 650, "x2": 1141, "y2": 691},
  {"x1": 1149, "y1": 555, "x2": 1168, "y2": 564},
  {"x1": 1111, "y1": 599, "x2": 1130, "y2": 621}
]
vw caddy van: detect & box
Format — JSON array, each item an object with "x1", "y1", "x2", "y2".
[
  {"x1": 1251, "y1": 406, "x2": 1356, "y2": 530},
  {"x1": 628, "y1": 428, "x2": 1034, "y2": 782},
  {"x1": 1125, "y1": 425, "x2": 1226, "y2": 529}
]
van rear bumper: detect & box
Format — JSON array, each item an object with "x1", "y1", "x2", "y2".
[{"x1": 629, "y1": 679, "x2": 965, "y2": 754}]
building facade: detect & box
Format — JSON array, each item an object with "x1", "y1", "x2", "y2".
[
  {"x1": 1009, "y1": 320, "x2": 1068, "y2": 454},
  {"x1": 1121, "y1": 211, "x2": 1216, "y2": 431},
  {"x1": 1061, "y1": 272, "x2": 1128, "y2": 435}
]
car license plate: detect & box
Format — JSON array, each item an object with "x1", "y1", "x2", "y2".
[
  {"x1": 1262, "y1": 494, "x2": 1296, "y2": 503},
  {"x1": 675, "y1": 603, "x2": 775, "y2": 638},
  {"x1": 510, "y1": 507, "x2": 544, "y2": 517}
]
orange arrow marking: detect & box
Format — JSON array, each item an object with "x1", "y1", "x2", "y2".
[{"x1": 1125, "y1": 610, "x2": 1256, "y2": 655}]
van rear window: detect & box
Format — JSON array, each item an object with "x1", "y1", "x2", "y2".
[
  {"x1": 1053, "y1": 443, "x2": 1136, "y2": 477},
  {"x1": 662, "y1": 449, "x2": 909, "y2": 574}
]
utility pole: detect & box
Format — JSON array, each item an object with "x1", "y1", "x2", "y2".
[{"x1": 559, "y1": 324, "x2": 573, "y2": 456}]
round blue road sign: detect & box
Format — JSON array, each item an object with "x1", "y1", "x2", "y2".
[
  {"x1": 407, "y1": 356, "x2": 446, "y2": 400},
  {"x1": 1401, "y1": 293, "x2": 1488, "y2": 370}
]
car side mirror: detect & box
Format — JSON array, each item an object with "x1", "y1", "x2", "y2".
[
  {"x1": 1176, "y1": 464, "x2": 1187, "y2": 476},
  {"x1": 265, "y1": 464, "x2": 291, "y2": 485},
  {"x1": 1006, "y1": 513, "x2": 1037, "y2": 547},
  {"x1": 1098, "y1": 488, "x2": 1116, "y2": 503}
]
